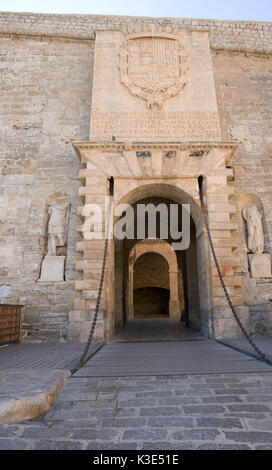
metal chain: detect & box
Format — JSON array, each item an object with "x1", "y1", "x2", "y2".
[
  {"x1": 79, "y1": 180, "x2": 113, "y2": 367},
  {"x1": 79, "y1": 176, "x2": 271, "y2": 368},
  {"x1": 198, "y1": 177, "x2": 271, "y2": 365}
]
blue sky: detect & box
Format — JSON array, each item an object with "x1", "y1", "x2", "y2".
[{"x1": 0, "y1": 0, "x2": 271, "y2": 21}]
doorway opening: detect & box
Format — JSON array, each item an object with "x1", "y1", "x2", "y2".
[
  {"x1": 133, "y1": 252, "x2": 170, "y2": 318},
  {"x1": 113, "y1": 183, "x2": 212, "y2": 341}
]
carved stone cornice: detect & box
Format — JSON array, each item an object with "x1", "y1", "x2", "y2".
[
  {"x1": 73, "y1": 140, "x2": 239, "y2": 179},
  {"x1": 72, "y1": 140, "x2": 239, "y2": 152}
]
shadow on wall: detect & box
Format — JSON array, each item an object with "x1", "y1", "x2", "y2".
[{"x1": 133, "y1": 287, "x2": 170, "y2": 318}]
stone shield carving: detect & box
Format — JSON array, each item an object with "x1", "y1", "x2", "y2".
[{"x1": 119, "y1": 34, "x2": 189, "y2": 109}]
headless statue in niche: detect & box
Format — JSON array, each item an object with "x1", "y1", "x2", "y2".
[
  {"x1": 242, "y1": 205, "x2": 264, "y2": 254},
  {"x1": 47, "y1": 202, "x2": 70, "y2": 256}
]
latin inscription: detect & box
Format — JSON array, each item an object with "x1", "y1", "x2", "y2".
[{"x1": 90, "y1": 109, "x2": 221, "y2": 140}]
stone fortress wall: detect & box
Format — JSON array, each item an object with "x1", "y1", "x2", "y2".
[{"x1": 0, "y1": 12, "x2": 271, "y2": 340}]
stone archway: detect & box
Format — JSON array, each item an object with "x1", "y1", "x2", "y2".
[
  {"x1": 127, "y1": 240, "x2": 180, "y2": 320},
  {"x1": 113, "y1": 182, "x2": 212, "y2": 339},
  {"x1": 72, "y1": 140, "x2": 243, "y2": 343}
]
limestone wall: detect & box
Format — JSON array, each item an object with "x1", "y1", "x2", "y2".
[
  {"x1": 0, "y1": 12, "x2": 271, "y2": 54},
  {"x1": 212, "y1": 50, "x2": 272, "y2": 335},
  {"x1": 133, "y1": 253, "x2": 170, "y2": 290},
  {"x1": 0, "y1": 33, "x2": 94, "y2": 340},
  {"x1": 0, "y1": 12, "x2": 272, "y2": 340}
]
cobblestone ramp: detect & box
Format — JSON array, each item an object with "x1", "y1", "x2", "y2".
[{"x1": 75, "y1": 340, "x2": 272, "y2": 377}]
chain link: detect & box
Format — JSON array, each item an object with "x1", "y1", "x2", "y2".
[
  {"x1": 79, "y1": 177, "x2": 271, "y2": 368},
  {"x1": 79, "y1": 182, "x2": 113, "y2": 367},
  {"x1": 198, "y1": 177, "x2": 271, "y2": 366}
]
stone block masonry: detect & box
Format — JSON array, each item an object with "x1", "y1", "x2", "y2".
[
  {"x1": 0, "y1": 30, "x2": 94, "y2": 340},
  {"x1": 0, "y1": 12, "x2": 272, "y2": 341},
  {"x1": 0, "y1": 12, "x2": 271, "y2": 54}
]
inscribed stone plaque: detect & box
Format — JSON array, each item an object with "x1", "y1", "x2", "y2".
[
  {"x1": 248, "y1": 253, "x2": 271, "y2": 278},
  {"x1": 39, "y1": 255, "x2": 66, "y2": 282},
  {"x1": 89, "y1": 30, "x2": 221, "y2": 141}
]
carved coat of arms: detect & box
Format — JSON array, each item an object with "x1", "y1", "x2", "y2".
[{"x1": 119, "y1": 34, "x2": 188, "y2": 109}]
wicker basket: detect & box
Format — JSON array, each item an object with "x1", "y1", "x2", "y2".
[{"x1": 0, "y1": 305, "x2": 22, "y2": 345}]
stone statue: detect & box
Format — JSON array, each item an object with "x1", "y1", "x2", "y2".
[
  {"x1": 47, "y1": 202, "x2": 70, "y2": 256},
  {"x1": 242, "y1": 205, "x2": 264, "y2": 254}
]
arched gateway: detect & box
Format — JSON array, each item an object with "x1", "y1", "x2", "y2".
[
  {"x1": 127, "y1": 239, "x2": 180, "y2": 320},
  {"x1": 68, "y1": 29, "x2": 249, "y2": 343},
  {"x1": 113, "y1": 183, "x2": 211, "y2": 339}
]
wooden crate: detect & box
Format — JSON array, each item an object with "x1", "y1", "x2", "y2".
[{"x1": 0, "y1": 305, "x2": 22, "y2": 345}]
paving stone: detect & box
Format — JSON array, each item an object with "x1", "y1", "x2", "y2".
[
  {"x1": 245, "y1": 395, "x2": 272, "y2": 402},
  {"x1": 227, "y1": 382, "x2": 262, "y2": 388},
  {"x1": 148, "y1": 417, "x2": 194, "y2": 428},
  {"x1": 175, "y1": 389, "x2": 213, "y2": 396},
  {"x1": 70, "y1": 429, "x2": 119, "y2": 440},
  {"x1": 225, "y1": 413, "x2": 270, "y2": 419},
  {"x1": 118, "y1": 386, "x2": 155, "y2": 391},
  {"x1": 189, "y1": 383, "x2": 227, "y2": 389},
  {"x1": 244, "y1": 419, "x2": 272, "y2": 432},
  {"x1": 172, "y1": 429, "x2": 221, "y2": 440},
  {"x1": 82, "y1": 409, "x2": 117, "y2": 418},
  {"x1": 118, "y1": 399, "x2": 156, "y2": 407},
  {"x1": 214, "y1": 388, "x2": 249, "y2": 395},
  {"x1": 100, "y1": 418, "x2": 146, "y2": 428},
  {"x1": 255, "y1": 445, "x2": 272, "y2": 450},
  {"x1": 2, "y1": 370, "x2": 272, "y2": 450},
  {"x1": 0, "y1": 425, "x2": 20, "y2": 437},
  {"x1": 204, "y1": 378, "x2": 240, "y2": 384},
  {"x1": 52, "y1": 402, "x2": 74, "y2": 410},
  {"x1": 196, "y1": 418, "x2": 244, "y2": 429},
  {"x1": 142, "y1": 442, "x2": 194, "y2": 450},
  {"x1": 50, "y1": 419, "x2": 101, "y2": 428},
  {"x1": 97, "y1": 393, "x2": 117, "y2": 400},
  {"x1": 158, "y1": 396, "x2": 199, "y2": 405},
  {"x1": 87, "y1": 441, "x2": 138, "y2": 450},
  {"x1": 228, "y1": 378, "x2": 262, "y2": 390},
  {"x1": 73, "y1": 400, "x2": 111, "y2": 408},
  {"x1": 224, "y1": 431, "x2": 272, "y2": 444},
  {"x1": 20, "y1": 426, "x2": 70, "y2": 438},
  {"x1": 196, "y1": 443, "x2": 251, "y2": 450},
  {"x1": 32, "y1": 440, "x2": 84, "y2": 450},
  {"x1": 182, "y1": 405, "x2": 226, "y2": 414},
  {"x1": 114, "y1": 408, "x2": 138, "y2": 417},
  {"x1": 139, "y1": 407, "x2": 181, "y2": 416},
  {"x1": 122, "y1": 429, "x2": 167, "y2": 441},
  {"x1": 58, "y1": 392, "x2": 97, "y2": 401},
  {"x1": 44, "y1": 410, "x2": 96, "y2": 420},
  {"x1": 201, "y1": 395, "x2": 243, "y2": 403},
  {"x1": 226, "y1": 404, "x2": 271, "y2": 413},
  {"x1": 0, "y1": 438, "x2": 31, "y2": 450},
  {"x1": 135, "y1": 391, "x2": 174, "y2": 398},
  {"x1": 77, "y1": 400, "x2": 117, "y2": 409}
]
